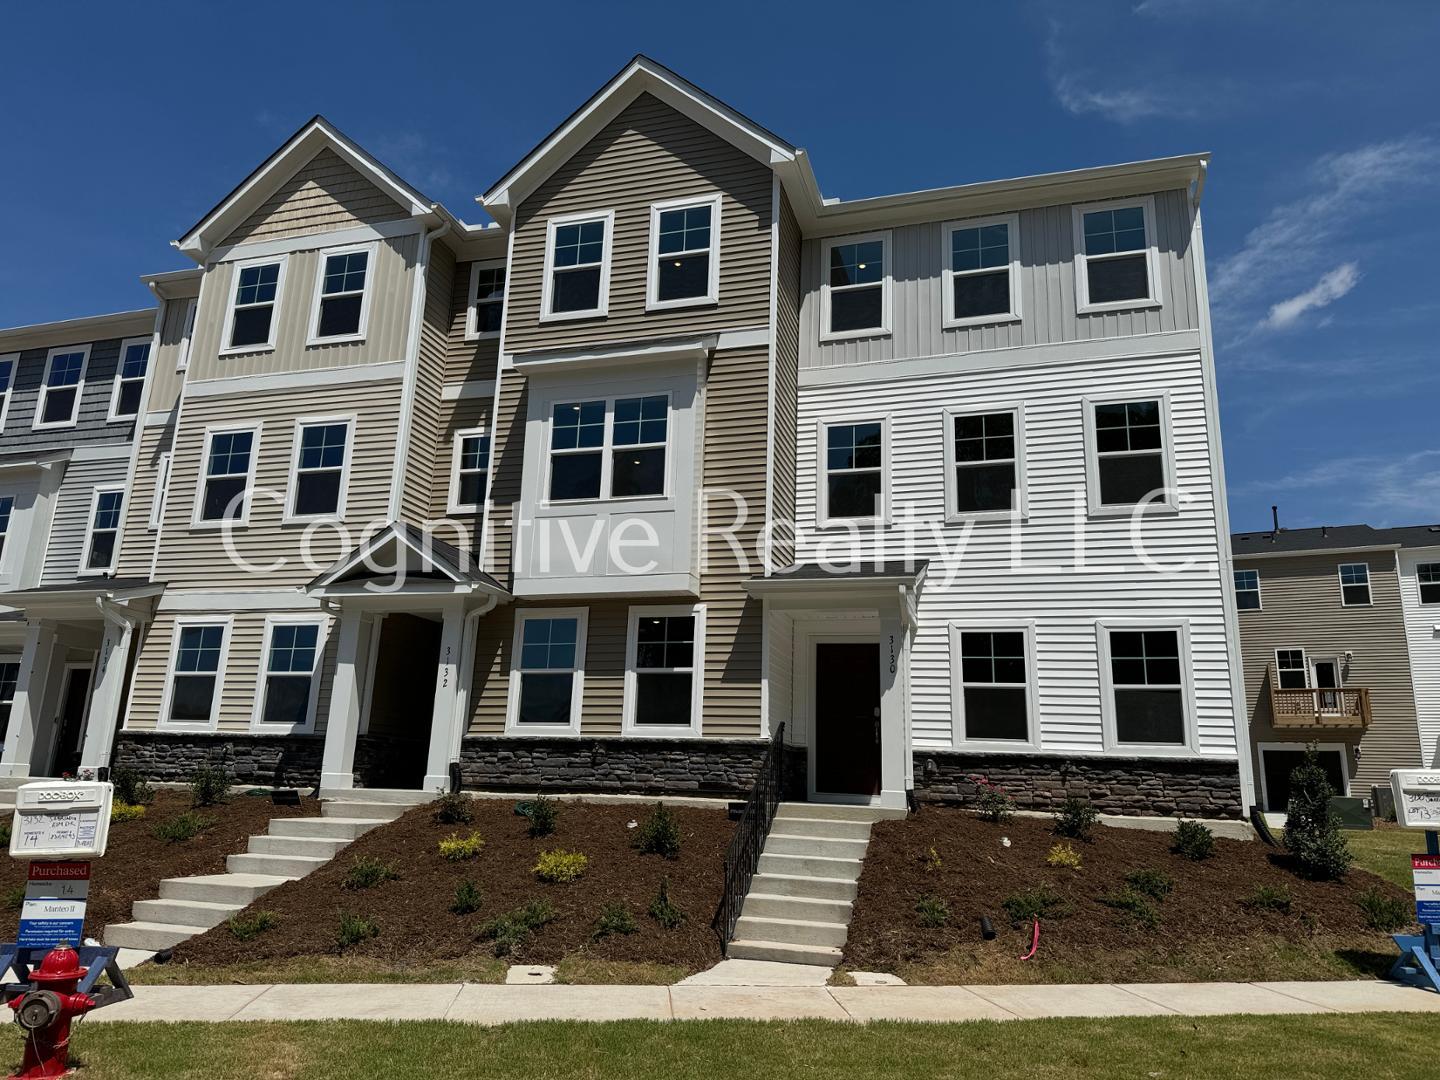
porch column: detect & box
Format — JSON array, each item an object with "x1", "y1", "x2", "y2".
[
  {"x1": 320, "y1": 607, "x2": 372, "y2": 792},
  {"x1": 422, "y1": 600, "x2": 466, "y2": 793},
  {"x1": 0, "y1": 621, "x2": 58, "y2": 778},
  {"x1": 79, "y1": 604, "x2": 141, "y2": 777}
]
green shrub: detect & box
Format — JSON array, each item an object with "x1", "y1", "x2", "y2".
[
  {"x1": 153, "y1": 812, "x2": 215, "y2": 843},
  {"x1": 920, "y1": 847, "x2": 943, "y2": 873},
  {"x1": 477, "y1": 900, "x2": 555, "y2": 957},
  {"x1": 1357, "y1": 886, "x2": 1410, "y2": 932},
  {"x1": 0, "y1": 823, "x2": 10, "y2": 848},
  {"x1": 450, "y1": 879, "x2": 483, "y2": 916},
  {"x1": 1282, "y1": 746, "x2": 1353, "y2": 880},
  {"x1": 1100, "y1": 889, "x2": 1160, "y2": 930},
  {"x1": 524, "y1": 796, "x2": 558, "y2": 838},
  {"x1": 973, "y1": 776, "x2": 1016, "y2": 823},
  {"x1": 534, "y1": 849, "x2": 588, "y2": 883},
  {"x1": 1053, "y1": 796, "x2": 1099, "y2": 841},
  {"x1": 1172, "y1": 819, "x2": 1215, "y2": 861},
  {"x1": 188, "y1": 765, "x2": 230, "y2": 808},
  {"x1": 1124, "y1": 868, "x2": 1175, "y2": 902},
  {"x1": 438, "y1": 831, "x2": 486, "y2": 861},
  {"x1": 1001, "y1": 885, "x2": 1071, "y2": 926},
  {"x1": 2, "y1": 885, "x2": 25, "y2": 911},
  {"x1": 343, "y1": 856, "x2": 400, "y2": 890},
  {"x1": 111, "y1": 801, "x2": 146, "y2": 823},
  {"x1": 915, "y1": 893, "x2": 951, "y2": 929},
  {"x1": 1046, "y1": 842, "x2": 1083, "y2": 870},
  {"x1": 227, "y1": 911, "x2": 277, "y2": 941},
  {"x1": 648, "y1": 877, "x2": 685, "y2": 930},
  {"x1": 336, "y1": 912, "x2": 379, "y2": 951},
  {"x1": 633, "y1": 802, "x2": 681, "y2": 858},
  {"x1": 1242, "y1": 884, "x2": 1293, "y2": 914},
  {"x1": 592, "y1": 902, "x2": 638, "y2": 940},
  {"x1": 111, "y1": 766, "x2": 154, "y2": 807},
  {"x1": 431, "y1": 793, "x2": 474, "y2": 826}
]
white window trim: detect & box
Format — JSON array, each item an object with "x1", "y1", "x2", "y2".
[
  {"x1": 1071, "y1": 195, "x2": 1164, "y2": 315},
  {"x1": 465, "y1": 258, "x2": 507, "y2": 341},
  {"x1": 622, "y1": 604, "x2": 707, "y2": 738},
  {"x1": 543, "y1": 392, "x2": 672, "y2": 506},
  {"x1": 815, "y1": 414, "x2": 891, "y2": 529},
  {"x1": 1235, "y1": 568, "x2": 1263, "y2": 611},
  {"x1": 305, "y1": 241, "x2": 377, "y2": 346},
  {"x1": 448, "y1": 426, "x2": 490, "y2": 514},
  {"x1": 1257, "y1": 741, "x2": 1350, "y2": 812},
  {"x1": 1096, "y1": 619, "x2": 1197, "y2": 756},
  {"x1": 948, "y1": 620, "x2": 1040, "y2": 752},
  {"x1": 107, "y1": 336, "x2": 152, "y2": 422},
  {"x1": 249, "y1": 614, "x2": 330, "y2": 734},
  {"x1": 1274, "y1": 646, "x2": 1309, "y2": 689},
  {"x1": 148, "y1": 451, "x2": 172, "y2": 531},
  {"x1": 941, "y1": 403, "x2": 1027, "y2": 524},
  {"x1": 0, "y1": 352, "x2": 17, "y2": 434},
  {"x1": 283, "y1": 415, "x2": 355, "y2": 524},
  {"x1": 157, "y1": 615, "x2": 233, "y2": 733},
  {"x1": 1417, "y1": 561, "x2": 1440, "y2": 606},
  {"x1": 77, "y1": 483, "x2": 125, "y2": 577},
  {"x1": 1338, "y1": 562, "x2": 1373, "y2": 607},
  {"x1": 645, "y1": 193, "x2": 723, "y2": 311},
  {"x1": 191, "y1": 422, "x2": 264, "y2": 529},
  {"x1": 1081, "y1": 391, "x2": 1178, "y2": 517},
  {"x1": 942, "y1": 213, "x2": 1022, "y2": 329},
  {"x1": 505, "y1": 607, "x2": 589, "y2": 736},
  {"x1": 540, "y1": 209, "x2": 615, "y2": 322},
  {"x1": 819, "y1": 230, "x2": 892, "y2": 342},
  {"x1": 33, "y1": 344, "x2": 90, "y2": 431},
  {"x1": 175, "y1": 298, "x2": 198, "y2": 372},
  {"x1": 219, "y1": 253, "x2": 288, "y2": 356}
]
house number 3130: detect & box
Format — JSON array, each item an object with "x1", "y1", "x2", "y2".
[{"x1": 888, "y1": 635, "x2": 896, "y2": 674}]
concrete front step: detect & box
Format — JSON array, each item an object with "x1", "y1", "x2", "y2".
[
  {"x1": 319, "y1": 788, "x2": 436, "y2": 805},
  {"x1": 734, "y1": 914, "x2": 848, "y2": 949},
  {"x1": 769, "y1": 815, "x2": 874, "y2": 840},
  {"x1": 757, "y1": 852, "x2": 864, "y2": 880},
  {"x1": 226, "y1": 852, "x2": 329, "y2": 878},
  {"x1": 727, "y1": 939, "x2": 844, "y2": 967},
  {"x1": 764, "y1": 834, "x2": 869, "y2": 860},
  {"x1": 773, "y1": 802, "x2": 900, "y2": 822},
  {"x1": 131, "y1": 897, "x2": 241, "y2": 930},
  {"x1": 268, "y1": 816, "x2": 385, "y2": 841},
  {"x1": 750, "y1": 871, "x2": 858, "y2": 902},
  {"x1": 158, "y1": 873, "x2": 290, "y2": 906},
  {"x1": 740, "y1": 892, "x2": 852, "y2": 922},
  {"x1": 104, "y1": 920, "x2": 211, "y2": 952},
  {"x1": 248, "y1": 834, "x2": 350, "y2": 858},
  {"x1": 321, "y1": 800, "x2": 409, "y2": 821}
]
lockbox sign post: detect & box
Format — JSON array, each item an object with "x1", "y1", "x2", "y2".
[
  {"x1": 1387, "y1": 769, "x2": 1440, "y2": 992},
  {"x1": 8, "y1": 782, "x2": 113, "y2": 950}
]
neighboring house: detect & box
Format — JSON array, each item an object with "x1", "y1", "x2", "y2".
[{"x1": 1231, "y1": 523, "x2": 1440, "y2": 812}]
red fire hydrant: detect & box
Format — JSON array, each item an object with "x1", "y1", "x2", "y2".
[{"x1": 8, "y1": 944, "x2": 95, "y2": 1078}]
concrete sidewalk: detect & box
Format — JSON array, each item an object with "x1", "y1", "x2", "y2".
[{"x1": 88, "y1": 980, "x2": 1440, "y2": 1025}]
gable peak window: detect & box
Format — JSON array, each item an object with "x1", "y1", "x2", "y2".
[
  {"x1": 1339, "y1": 562, "x2": 1371, "y2": 606},
  {"x1": 1107, "y1": 627, "x2": 1186, "y2": 746},
  {"x1": 823, "y1": 420, "x2": 885, "y2": 524},
  {"x1": 1419, "y1": 562, "x2": 1440, "y2": 605},
  {"x1": 1090, "y1": 398, "x2": 1169, "y2": 510},
  {"x1": 82, "y1": 487, "x2": 124, "y2": 573},
  {"x1": 545, "y1": 213, "x2": 611, "y2": 318},
  {"x1": 945, "y1": 215, "x2": 1020, "y2": 326},
  {"x1": 312, "y1": 247, "x2": 370, "y2": 341},
  {"x1": 949, "y1": 409, "x2": 1021, "y2": 517},
  {"x1": 290, "y1": 420, "x2": 350, "y2": 519},
  {"x1": 467, "y1": 262, "x2": 506, "y2": 339},
  {"x1": 1234, "y1": 569, "x2": 1261, "y2": 610},
  {"x1": 823, "y1": 232, "x2": 889, "y2": 338},
  {"x1": 649, "y1": 195, "x2": 720, "y2": 308},
  {"x1": 227, "y1": 258, "x2": 285, "y2": 351},
  {"x1": 36, "y1": 347, "x2": 88, "y2": 428},
  {"x1": 110, "y1": 338, "x2": 151, "y2": 420},
  {"x1": 199, "y1": 427, "x2": 257, "y2": 523},
  {"x1": 1075, "y1": 199, "x2": 1159, "y2": 311}
]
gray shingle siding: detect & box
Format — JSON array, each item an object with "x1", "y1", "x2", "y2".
[{"x1": 4, "y1": 337, "x2": 139, "y2": 453}]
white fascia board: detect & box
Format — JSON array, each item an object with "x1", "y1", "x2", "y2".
[
  {"x1": 0, "y1": 309, "x2": 156, "y2": 353},
  {"x1": 513, "y1": 334, "x2": 718, "y2": 376},
  {"x1": 1236, "y1": 544, "x2": 1403, "y2": 560},
  {"x1": 139, "y1": 268, "x2": 203, "y2": 301}
]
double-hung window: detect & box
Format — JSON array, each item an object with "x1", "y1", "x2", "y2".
[
  {"x1": 1103, "y1": 626, "x2": 1188, "y2": 748},
  {"x1": 625, "y1": 606, "x2": 703, "y2": 735},
  {"x1": 0, "y1": 353, "x2": 16, "y2": 432},
  {"x1": 1087, "y1": 397, "x2": 1172, "y2": 512},
  {"x1": 225, "y1": 257, "x2": 286, "y2": 352},
  {"x1": 1339, "y1": 562, "x2": 1372, "y2": 606},
  {"x1": 35, "y1": 346, "x2": 88, "y2": 429},
  {"x1": 821, "y1": 232, "x2": 890, "y2": 339},
  {"x1": 548, "y1": 395, "x2": 668, "y2": 502},
  {"x1": 109, "y1": 337, "x2": 151, "y2": 420},
  {"x1": 1419, "y1": 563, "x2": 1440, "y2": 605},
  {"x1": 310, "y1": 245, "x2": 372, "y2": 342},
  {"x1": 648, "y1": 195, "x2": 721, "y2": 308},
  {"x1": 543, "y1": 212, "x2": 612, "y2": 318},
  {"x1": 953, "y1": 626, "x2": 1035, "y2": 747},
  {"x1": 946, "y1": 407, "x2": 1023, "y2": 518},
  {"x1": 1275, "y1": 648, "x2": 1308, "y2": 689},
  {"x1": 509, "y1": 610, "x2": 587, "y2": 732},
  {"x1": 1073, "y1": 198, "x2": 1160, "y2": 311},
  {"x1": 1234, "y1": 569, "x2": 1261, "y2": 610},
  {"x1": 80, "y1": 486, "x2": 124, "y2": 574},
  {"x1": 165, "y1": 620, "x2": 228, "y2": 728},
  {"x1": 0, "y1": 497, "x2": 14, "y2": 562},
  {"x1": 288, "y1": 419, "x2": 351, "y2": 520},
  {"x1": 943, "y1": 215, "x2": 1020, "y2": 326},
  {"x1": 466, "y1": 261, "x2": 506, "y2": 339},
  {"x1": 254, "y1": 618, "x2": 324, "y2": 731},
  {"x1": 449, "y1": 429, "x2": 491, "y2": 513},
  {"x1": 197, "y1": 426, "x2": 259, "y2": 524},
  {"x1": 820, "y1": 419, "x2": 885, "y2": 524},
  {"x1": 0, "y1": 661, "x2": 17, "y2": 730}
]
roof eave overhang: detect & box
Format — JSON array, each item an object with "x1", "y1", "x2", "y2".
[
  {"x1": 0, "y1": 309, "x2": 156, "y2": 352},
  {"x1": 1234, "y1": 543, "x2": 1403, "y2": 560},
  {"x1": 0, "y1": 582, "x2": 164, "y2": 619},
  {"x1": 139, "y1": 268, "x2": 203, "y2": 302},
  {"x1": 513, "y1": 333, "x2": 717, "y2": 376}
]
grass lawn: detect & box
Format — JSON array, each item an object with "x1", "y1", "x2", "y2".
[
  {"x1": 126, "y1": 954, "x2": 507, "y2": 986},
  {"x1": 1346, "y1": 827, "x2": 1430, "y2": 890},
  {"x1": 33, "y1": 1015, "x2": 1438, "y2": 1079}
]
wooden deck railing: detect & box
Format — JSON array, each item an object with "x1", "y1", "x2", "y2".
[{"x1": 1267, "y1": 666, "x2": 1371, "y2": 729}]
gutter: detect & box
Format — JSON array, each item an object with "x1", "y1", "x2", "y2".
[{"x1": 1235, "y1": 544, "x2": 1404, "y2": 560}]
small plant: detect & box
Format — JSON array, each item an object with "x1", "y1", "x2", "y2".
[
  {"x1": 1243, "y1": 884, "x2": 1293, "y2": 914},
  {"x1": 534, "y1": 849, "x2": 588, "y2": 883},
  {"x1": 477, "y1": 899, "x2": 555, "y2": 957},
  {"x1": 438, "y1": 831, "x2": 486, "y2": 861},
  {"x1": 1053, "y1": 796, "x2": 1099, "y2": 841},
  {"x1": 2, "y1": 885, "x2": 25, "y2": 911},
  {"x1": 592, "y1": 902, "x2": 638, "y2": 940},
  {"x1": 915, "y1": 893, "x2": 951, "y2": 929},
  {"x1": 648, "y1": 876, "x2": 685, "y2": 929},
  {"x1": 524, "y1": 795, "x2": 559, "y2": 838},
  {"x1": 1124, "y1": 868, "x2": 1175, "y2": 902},
  {"x1": 450, "y1": 879, "x2": 483, "y2": 916},
  {"x1": 1357, "y1": 886, "x2": 1410, "y2": 932},
  {"x1": 1047, "y1": 842, "x2": 1083, "y2": 870},
  {"x1": 188, "y1": 764, "x2": 230, "y2": 808},
  {"x1": 921, "y1": 847, "x2": 943, "y2": 873},
  {"x1": 227, "y1": 911, "x2": 277, "y2": 941},
  {"x1": 633, "y1": 802, "x2": 681, "y2": 858},
  {"x1": 972, "y1": 775, "x2": 1016, "y2": 823},
  {"x1": 111, "y1": 802, "x2": 146, "y2": 823},
  {"x1": 111, "y1": 766, "x2": 154, "y2": 807},
  {"x1": 0, "y1": 823, "x2": 10, "y2": 848},
  {"x1": 1282, "y1": 746, "x2": 1353, "y2": 881},
  {"x1": 343, "y1": 856, "x2": 400, "y2": 891},
  {"x1": 1172, "y1": 819, "x2": 1215, "y2": 861},
  {"x1": 152, "y1": 811, "x2": 215, "y2": 843},
  {"x1": 1002, "y1": 885, "x2": 1071, "y2": 926},
  {"x1": 336, "y1": 911, "x2": 379, "y2": 951},
  {"x1": 431, "y1": 792, "x2": 474, "y2": 826},
  {"x1": 1100, "y1": 889, "x2": 1160, "y2": 930}
]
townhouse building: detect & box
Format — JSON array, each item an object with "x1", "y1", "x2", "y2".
[{"x1": 0, "y1": 56, "x2": 1252, "y2": 819}]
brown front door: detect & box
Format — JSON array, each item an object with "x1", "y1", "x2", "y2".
[{"x1": 814, "y1": 642, "x2": 881, "y2": 796}]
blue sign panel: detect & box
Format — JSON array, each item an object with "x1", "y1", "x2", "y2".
[
  {"x1": 17, "y1": 918, "x2": 85, "y2": 949},
  {"x1": 1417, "y1": 899, "x2": 1440, "y2": 925}
]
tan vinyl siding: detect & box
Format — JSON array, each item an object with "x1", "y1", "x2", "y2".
[
  {"x1": 115, "y1": 419, "x2": 175, "y2": 578},
  {"x1": 1236, "y1": 552, "x2": 1422, "y2": 794},
  {"x1": 505, "y1": 93, "x2": 773, "y2": 353},
  {"x1": 482, "y1": 373, "x2": 526, "y2": 585},
  {"x1": 429, "y1": 397, "x2": 492, "y2": 524},
  {"x1": 403, "y1": 240, "x2": 453, "y2": 525},
  {"x1": 770, "y1": 190, "x2": 802, "y2": 569},
  {"x1": 222, "y1": 149, "x2": 409, "y2": 247},
  {"x1": 147, "y1": 295, "x2": 194, "y2": 414},
  {"x1": 153, "y1": 381, "x2": 402, "y2": 588},
  {"x1": 446, "y1": 260, "x2": 501, "y2": 384}
]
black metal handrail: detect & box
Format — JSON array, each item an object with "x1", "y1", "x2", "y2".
[{"x1": 713, "y1": 722, "x2": 786, "y2": 952}]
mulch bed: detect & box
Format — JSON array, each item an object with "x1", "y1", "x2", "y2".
[
  {"x1": 844, "y1": 806, "x2": 1415, "y2": 980},
  {"x1": 169, "y1": 799, "x2": 733, "y2": 972},
  {"x1": 0, "y1": 790, "x2": 318, "y2": 933}
]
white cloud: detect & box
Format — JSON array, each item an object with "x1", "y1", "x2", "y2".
[
  {"x1": 1043, "y1": 21, "x2": 1191, "y2": 124},
  {"x1": 1244, "y1": 448, "x2": 1440, "y2": 524},
  {"x1": 1256, "y1": 262, "x2": 1360, "y2": 332}
]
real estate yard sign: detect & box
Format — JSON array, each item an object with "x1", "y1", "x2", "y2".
[
  {"x1": 8, "y1": 781, "x2": 113, "y2": 949},
  {"x1": 1411, "y1": 855, "x2": 1440, "y2": 924},
  {"x1": 18, "y1": 862, "x2": 90, "y2": 949},
  {"x1": 1387, "y1": 770, "x2": 1440, "y2": 991}
]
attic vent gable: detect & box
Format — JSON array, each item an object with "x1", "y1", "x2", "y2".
[{"x1": 222, "y1": 147, "x2": 411, "y2": 248}]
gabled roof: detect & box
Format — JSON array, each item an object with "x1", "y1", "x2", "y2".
[
  {"x1": 0, "y1": 308, "x2": 155, "y2": 352},
  {"x1": 308, "y1": 521, "x2": 507, "y2": 595},
  {"x1": 480, "y1": 54, "x2": 796, "y2": 227},
  {"x1": 1232, "y1": 523, "x2": 1440, "y2": 557}
]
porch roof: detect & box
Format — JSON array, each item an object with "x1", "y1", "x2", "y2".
[
  {"x1": 746, "y1": 560, "x2": 929, "y2": 591},
  {"x1": 0, "y1": 578, "x2": 165, "y2": 621},
  {"x1": 307, "y1": 521, "x2": 509, "y2": 598}
]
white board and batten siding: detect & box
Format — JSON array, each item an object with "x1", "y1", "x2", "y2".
[
  {"x1": 1399, "y1": 547, "x2": 1440, "y2": 766},
  {"x1": 793, "y1": 351, "x2": 1237, "y2": 757}
]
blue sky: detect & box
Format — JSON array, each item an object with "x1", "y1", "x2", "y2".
[{"x1": 2, "y1": 0, "x2": 1436, "y2": 531}]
